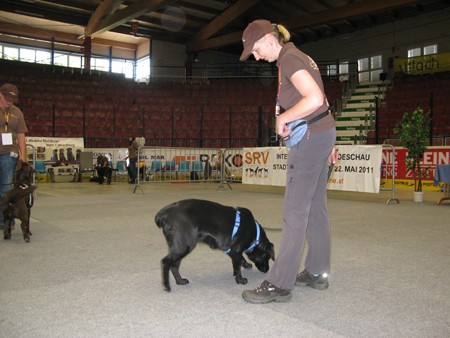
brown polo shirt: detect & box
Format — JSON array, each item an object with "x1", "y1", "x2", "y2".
[
  {"x1": 277, "y1": 42, "x2": 335, "y2": 133},
  {"x1": 0, "y1": 105, "x2": 28, "y2": 155}
]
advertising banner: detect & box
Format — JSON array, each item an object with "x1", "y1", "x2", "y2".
[
  {"x1": 393, "y1": 52, "x2": 450, "y2": 75},
  {"x1": 242, "y1": 147, "x2": 289, "y2": 186},
  {"x1": 26, "y1": 136, "x2": 84, "y2": 162},
  {"x1": 242, "y1": 145, "x2": 383, "y2": 193},
  {"x1": 328, "y1": 145, "x2": 383, "y2": 193},
  {"x1": 381, "y1": 146, "x2": 450, "y2": 191}
]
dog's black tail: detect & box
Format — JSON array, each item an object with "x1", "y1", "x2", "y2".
[
  {"x1": 1, "y1": 185, "x2": 37, "y2": 207},
  {"x1": 155, "y1": 201, "x2": 177, "y2": 228}
]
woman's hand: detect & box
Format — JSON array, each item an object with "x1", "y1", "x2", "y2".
[
  {"x1": 276, "y1": 116, "x2": 291, "y2": 139},
  {"x1": 328, "y1": 146, "x2": 338, "y2": 164}
]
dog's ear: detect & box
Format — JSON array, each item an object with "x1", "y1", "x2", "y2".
[{"x1": 269, "y1": 243, "x2": 275, "y2": 261}]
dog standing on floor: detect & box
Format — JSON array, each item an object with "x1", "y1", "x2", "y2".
[
  {"x1": 155, "y1": 199, "x2": 275, "y2": 292},
  {"x1": 1, "y1": 161, "x2": 37, "y2": 242}
]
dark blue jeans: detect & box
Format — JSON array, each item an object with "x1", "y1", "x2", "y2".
[{"x1": 0, "y1": 153, "x2": 19, "y2": 226}]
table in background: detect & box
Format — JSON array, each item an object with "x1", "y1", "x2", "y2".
[
  {"x1": 45, "y1": 163, "x2": 79, "y2": 183},
  {"x1": 433, "y1": 164, "x2": 450, "y2": 205}
]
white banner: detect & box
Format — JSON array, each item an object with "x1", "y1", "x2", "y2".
[
  {"x1": 329, "y1": 145, "x2": 383, "y2": 193},
  {"x1": 26, "y1": 136, "x2": 84, "y2": 161},
  {"x1": 243, "y1": 145, "x2": 383, "y2": 193},
  {"x1": 242, "y1": 147, "x2": 288, "y2": 186}
]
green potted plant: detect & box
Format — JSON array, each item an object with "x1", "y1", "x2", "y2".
[{"x1": 393, "y1": 107, "x2": 431, "y2": 201}]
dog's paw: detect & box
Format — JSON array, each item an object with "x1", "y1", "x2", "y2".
[
  {"x1": 236, "y1": 276, "x2": 248, "y2": 285},
  {"x1": 242, "y1": 261, "x2": 252, "y2": 269},
  {"x1": 162, "y1": 284, "x2": 172, "y2": 292},
  {"x1": 4, "y1": 234, "x2": 11, "y2": 240},
  {"x1": 24, "y1": 236, "x2": 30, "y2": 243},
  {"x1": 176, "y1": 278, "x2": 189, "y2": 285}
]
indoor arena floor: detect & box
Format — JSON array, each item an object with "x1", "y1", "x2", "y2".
[{"x1": 1, "y1": 181, "x2": 449, "y2": 337}]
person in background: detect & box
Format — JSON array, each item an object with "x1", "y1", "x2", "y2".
[
  {"x1": 239, "y1": 20, "x2": 337, "y2": 304},
  {"x1": 96, "y1": 154, "x2": 112, "y2": 185},
  {"x1": 125, "y1": 135, "x2": 139, "y2": 184},
  {"x1": 210, "y1": 150, "x2": 231, "y2": 179},
  {"x1": 0, "y1": 83, "x2": 28, "y2": 230}
]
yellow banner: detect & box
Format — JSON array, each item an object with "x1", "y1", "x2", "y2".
[
  {"x1": 381, "y1": 179, "x2": 440, "y2": 191},
  {"x1": 393, "y1": 52, "x2": 450, "y2": 75}
]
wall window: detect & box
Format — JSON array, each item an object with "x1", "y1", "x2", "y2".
[
  {"x1": 92, "y1": 57, "x2": 109, "y2": 72},
  {"x1": 54, "y1": 52, "x2": 68, "y2": 67},
  {"x1": 3, "y1": 46, "x2": 19, "y2": 60},
  {"x1": 357, "y1": 57, "x2": 370, "y2": 82},
  {"x1": 112, "y1": 59, "x2": 134, "y2": 79},
  {"x1": 68, "y1": 55, "x2": 82, "y2": 68},
  {"x1": 408, "y1": 44, "x2": 437, "y2": 57},
  {"x1": 19, "y1": 48, "x2": 35, "y2": 62},
  {"x1": 423, "y1": 44, "x2": 437, "y2": 55},
  {"x1": 0, "y1": 42, "x2": 143, "y2": 81},
  {"x1": 407, "y1": 48, "x2": 421, "y2": 58},
  {"x1": 339, "y1": 61, "x2": 349, "y2": 81},
  {"x1": 36, "y1": 50, "x2": 51, "y2": 64},
  {"x1": 358, "y1": 55, "x2": 382, "y2": 82},
  {"x1": 339, "y1": 61, "x2": 348, "y2": 81},
  {"x1": 339, "y1": 62, "x2": 349, "y2": 75},
  {"x1": 326, "y1": 64, "x2": 337, "y2": 76},
  {"x1": 370, "y1": 55, "x2": 383, "y2": 82},
  {"x1": 136, "y1": 56, "x2": 150, "y2": 81}
]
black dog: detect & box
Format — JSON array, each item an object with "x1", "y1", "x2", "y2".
[
  {"x1": 155, "y1": 199, "x2": 275, "y2": 292},
  {"x1": 1, "y1": 161, "x2": 37, "y2": 243}
]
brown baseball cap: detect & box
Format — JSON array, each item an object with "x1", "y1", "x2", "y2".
[
  {"x1": 240, "y1": 20, "x2": 274, "y2": 61},
  {"x1": 0, "y1": 83, "x2": 19, "y2": 103}
]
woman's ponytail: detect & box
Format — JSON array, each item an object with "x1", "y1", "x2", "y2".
[{"x1": 273, "y1": 24, "x2": 291, "y2": 44}]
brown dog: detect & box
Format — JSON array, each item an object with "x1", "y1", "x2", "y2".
[{"x1": 1, "y1": 161, "x2": 37, "y2": 242}]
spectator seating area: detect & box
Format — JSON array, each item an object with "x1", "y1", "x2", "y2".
[
  {"x1": 376, "y1": 72, "x2": 450, "y2": 145},
  {"x1": 1, "y1": 59, "x2": 449, "y2": 147}
]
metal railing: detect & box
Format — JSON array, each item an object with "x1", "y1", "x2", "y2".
[
  {"x1": 380, "y1": 144, "x2": 400, "y2": 205},
  {"x1": 132, "y1": 146, "x2": 244, "y2": 193}
]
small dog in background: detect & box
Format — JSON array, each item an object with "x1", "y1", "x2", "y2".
[
  {"x1": 1, "y1": 161, "x2": 37, "y2": 242},
  {"x1": 155, "y1": 199, "x2": 275, "y2": 292}
]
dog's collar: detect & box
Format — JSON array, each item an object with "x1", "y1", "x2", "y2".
[
  {"x1": 17, "y1": 183, "x2": 29, "y2": 189},
  {"x1": 224, "y1": 210, "x2": 261, "y2": 254},
  {"x1": 246, "y1": 220, "x2": 261, "y2": 253}
]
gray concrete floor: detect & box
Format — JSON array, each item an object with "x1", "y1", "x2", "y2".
[{"x1": 1, "y1": 181, "x2": 449, "y2": 337}]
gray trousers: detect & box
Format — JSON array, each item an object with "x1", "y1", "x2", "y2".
[{"x1": 267, "y1": 127, "x2": 336, "y2": 290}]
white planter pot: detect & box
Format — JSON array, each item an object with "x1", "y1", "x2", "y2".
[{"x1": 413, "y1": 191, "x2": 424, "y2": 202}]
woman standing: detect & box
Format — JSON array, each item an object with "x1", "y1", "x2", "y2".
[{"x1": 240, "y1": 20, "x2": 337, "y2": 304}]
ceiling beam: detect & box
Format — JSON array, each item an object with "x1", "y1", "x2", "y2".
[
  {"x1": 0, "y1": 23, "x2": 137, "y2": 50},
  {"x1": 87, "y1": 0, "x2": 177, "y2": 37},
  {"x1": 85, "y1": 0, "x2": 124, "y2": 37},
  {"x1": 189, "y1": 31, "x2": 243, "y2": 52},
  {"x1": 187, "y1": 0, "x2": 261, "y2": 53},
  {"x1": 284, "y1": 0, "x2": 420, "y2": 29},
  {"x1": 192, "y1": 0, "x2": 421, "y2": 51}
]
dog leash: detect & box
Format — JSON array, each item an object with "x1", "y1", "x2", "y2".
[{"x1": 328, "y1": 163, "x2": 334, "y2": 180}]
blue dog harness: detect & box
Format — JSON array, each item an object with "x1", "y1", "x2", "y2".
[{"x1": 224, "y1": 210, "x2": 261, "y2": 254}]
